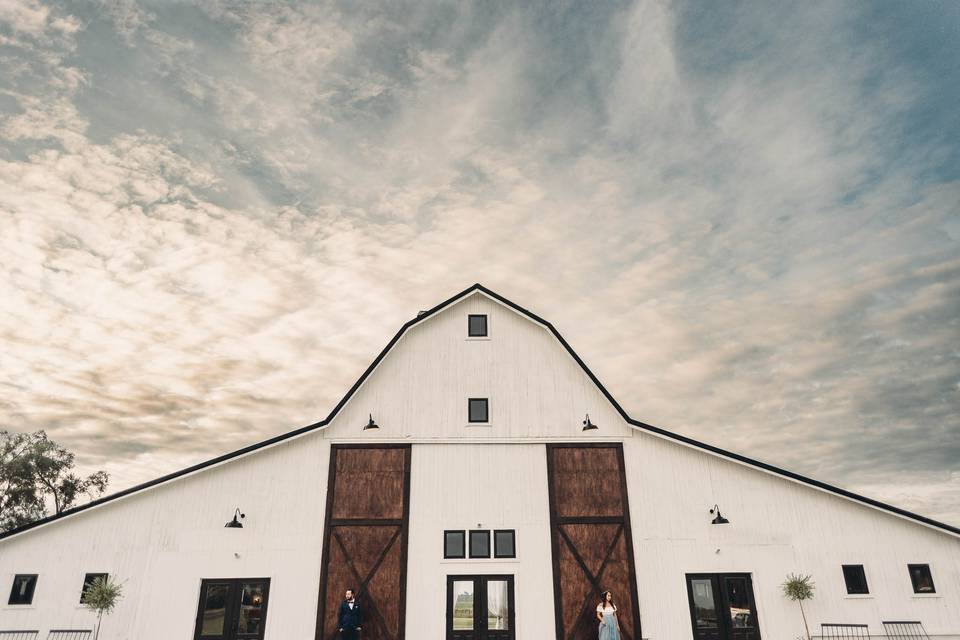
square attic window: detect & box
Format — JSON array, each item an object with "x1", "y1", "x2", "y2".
[
  {"x1": 468, "y1": 398, "x2": 489, "y2": 423},
  {"x1": 468, "y1": 314, "x2": 488, "y2": 337}
]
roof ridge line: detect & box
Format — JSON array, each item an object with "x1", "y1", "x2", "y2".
[{"x1": 2, "y1": 282, "x2": 956, "y2": 540}]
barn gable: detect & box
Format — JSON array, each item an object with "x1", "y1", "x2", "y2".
[
  {"x1": 1, "y1": 283, "x2": 956, "y2": 544},
  {"x1": 321, "y1": 288, "x2": 632, "y2": 441}
]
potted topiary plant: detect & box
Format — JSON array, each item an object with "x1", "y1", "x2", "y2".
[
  {"x1": 782, "y1": 573, "x2": 815, "y2": 640},
  {"x1": 82, "y1": 575, "x2": 124, "y2": 640}
]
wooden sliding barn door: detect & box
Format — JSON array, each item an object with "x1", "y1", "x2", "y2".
[
  {"x1": 315, "y1": 445, "x2": 411, "y2": 640},
  {"x1": 546, "y1": 444, "x2": 642, "y2": 640}
]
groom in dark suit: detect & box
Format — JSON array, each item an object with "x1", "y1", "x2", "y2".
[{"x1": 337, "y1": 588, "x2": 362, "y2": 639}]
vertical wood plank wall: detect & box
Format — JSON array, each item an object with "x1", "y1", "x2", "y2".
[
  {"x1": 315, "y1": 445, "x2": 411, "y2": 640},
  {"x1": 547, "y1": 443, "x2": 642, "y2": 640}
]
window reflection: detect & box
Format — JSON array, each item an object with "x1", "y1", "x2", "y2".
[
  {"x1": 452, "y1": 581, "x2": 474, "y2": 630},
  {"x1": 725, "y1": 577, "x2": 753, "y2": 628},
  {"x1": 487, "y1": 580, "x2": 509, "y2": 630},
  {"x1": 201, "y1": 584, "x2": 229, "y2": 635},
  {"x1": 238, "y1": 583, "x2": 265, "y2": 634},
  {"x1": 691, "y1": 579, "x2": 718, "y2": 628},
  {"x1": 909, "y1": 565, "x2": 935, "y2": 593}
]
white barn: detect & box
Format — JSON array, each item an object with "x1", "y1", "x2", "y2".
[{"x1": 1, "y1": 284, "x2": 958, "y2": 640}]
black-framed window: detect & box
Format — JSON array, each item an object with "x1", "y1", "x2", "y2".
[
  {"x1": 444, "y1": 530, "x2": 466, "y2": 559},
  {"x1": 468, "y1": 398, "x2": 488, "y2": 423},
  {"x1": 468, "y1": 314, "x2": 488, "y2": 337},
  {"x1": 908, "y1": 564, "x2": 936, "y2": 594},
  {"x1": 80, "y1": 572, "x2": 109, "y2": 603},
  {"x1": 8, "y1": 574, "x2": 37, "y2": 605},
  {"x1": 841, "y1": 565, "x2": 868, "y2": 594},
  {"x1": 447, "y1": 575, "x2": 515, "y2": 637},
  {"x1": 494, "y1": 529, "x2": 516, "y2": 558},
  {"x1": 469, "y1": 530, "x2": 490, "y2": 558},
  {"x1": 193, "y1": 578, "x2": 270, "y2": 640}
]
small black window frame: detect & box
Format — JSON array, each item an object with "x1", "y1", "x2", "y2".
[
  {"x1": 80, "y1": 572, "x2": 109, "y2": 604},
  {"x1": 468, "y1": 314, "x2": 488, "y2": 338},
  {"x1": 8, "y1": 573, "x2": 38, "y2": 605},
  {"x1": 469, "y1": 529, "x2": 491, "y2": 558},
  {"x1": 493, "y1": 529, "x2": 516, "y2": 559},
  {"x1": 468, "y1": 398, "x2": 489, "y2": 424},
  {"x1": 444, "y1": 530, "x2": 466, "y2": 559},
  {"x1": 841, "y1": 565, "x2": 869, "y2": 595},
  {"x1": 908, "y1": 564, "x2": 936, "y2": 594}
]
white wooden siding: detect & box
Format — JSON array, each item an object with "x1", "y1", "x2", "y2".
[
  {"x1": 0, "y1": 433, "x2": 331, "y2": 639},
  {"x1": 623, "y1": 432, "x2": 960, "y2": 638},
  {"x1": 405, "y1": 444, "x2": 555, "y2": 639},
  {"x1": 321, "y1": 292, "x2": 632, "y2": 442}
]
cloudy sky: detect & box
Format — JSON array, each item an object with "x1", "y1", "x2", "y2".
[{"x1": 1, "y1": 0, "x2": 958, "y2": 525}]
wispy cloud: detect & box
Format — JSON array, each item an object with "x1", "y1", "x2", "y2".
[{"x1": 0, "y1": 0, "x2": 957, "y2": 524}]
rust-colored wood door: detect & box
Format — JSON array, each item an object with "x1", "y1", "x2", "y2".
[
  {"x1": 546, "y1": 444, "x2": 642, "y2": 640},
  {"x1": 315, "y1": 445, "x2": 411, "y2": 640}
]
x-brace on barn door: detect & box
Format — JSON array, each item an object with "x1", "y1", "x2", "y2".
[
  {"x1": 315, "y1": 444, "x2": 411, "y2": 640},
  {"x1": 547, "y1": 443, "x2": 642, "y2": 640}
]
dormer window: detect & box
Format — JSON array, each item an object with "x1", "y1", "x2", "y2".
[
  {"x1": 468, "y1": 398, "x2": 489, "y2": 423},
  {"x1": 468, "y1": 314, "x2": 488, "y2": 337}
]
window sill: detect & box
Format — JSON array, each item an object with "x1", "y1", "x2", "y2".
[
  {"x1": 466, "y1": 423, "x2": 492, "y2": 427},
  {"x1": 3, "y1": 604, "x2": 36, "y2": 609},
  {"x1": 911, "y1": 593, "x2": 941, "y2": 599},
  {"x1": 440, "y1": 558, "x2": 520, "y2": 564},
  {"x1": 843, "y1": 594, "x2": 873, "y2": 599},
  {"x1": 466, "y1": 337, "x2": 491, "y2": 341}
]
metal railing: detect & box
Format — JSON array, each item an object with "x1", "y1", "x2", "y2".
[
  {"x1": 0, "y1": 632, "x2": 39, "y2": 640},
  {"x1": 46, "y1": 632, "x2": 92, "y2": 640},
  {"x1": 882, "y1": 621, "x2": 930, "y2": 639},
  {"x1": 821, "y1": 623, "x2": 872, "y2": 639}
]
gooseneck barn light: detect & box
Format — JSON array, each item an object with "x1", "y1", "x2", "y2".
[
  {"x1": 225, "y1": 508, "x2": 245, "y2": 529},
  {"x1": 363, "y1": 413, "x2": 379, "y2": 430},
  {"x1": 582, "y1": 414, "x2": 598, "y2": 431},
  {"x1": 709, "y1": 504, "x2": 729, "y2": 525}
]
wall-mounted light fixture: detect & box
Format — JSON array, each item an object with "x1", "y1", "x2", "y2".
[
  {"x1": 582, "y1": 413, "x2": 598, "y2": 431},
  {"x1": 225, "y1": 508, "x2": 245, "y2": 529},
  {"x1": 709, "y1": 504, "x2": 729, "y2": 525},
  {"x1": 363, "y1": 413, "x2": 379, "y2": 430}
]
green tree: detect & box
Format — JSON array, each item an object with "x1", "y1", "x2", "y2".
[
  {"x1": 782, "y1": 573, "x2": 815, "y2": 640},
  {"x1": 0, "y1": 429, "x2": 109, "y2": 531},
  {"x1": 82, "y1": 575, "x2": 124, "y2": 640}
]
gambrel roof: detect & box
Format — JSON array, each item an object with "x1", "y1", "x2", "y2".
[{"x1": 2, "y1": 283, "x2": 957, "y2": 540}]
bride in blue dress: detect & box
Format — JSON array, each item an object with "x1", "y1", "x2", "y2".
[{"x1": 596, "y1": 590, "x2": 621, "y2": 640}]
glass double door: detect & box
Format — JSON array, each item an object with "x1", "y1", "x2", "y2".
[
  {"x1": 685, "y1": 574, "x2": 761, "y2": 640},
  {"x1": 447, "y1": 575, "x2": 515, "y2": 640},
  {"x1": 193, "y1": 578, "x2": 270, "y2": 640}
]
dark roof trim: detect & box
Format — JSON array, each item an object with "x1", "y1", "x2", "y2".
[
  {"x1": 480, "y1": 285, "x2": 959, "y2": 537},
  {"x1": 2, "y1": 283, "x2": 957, "y2": 540}
]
